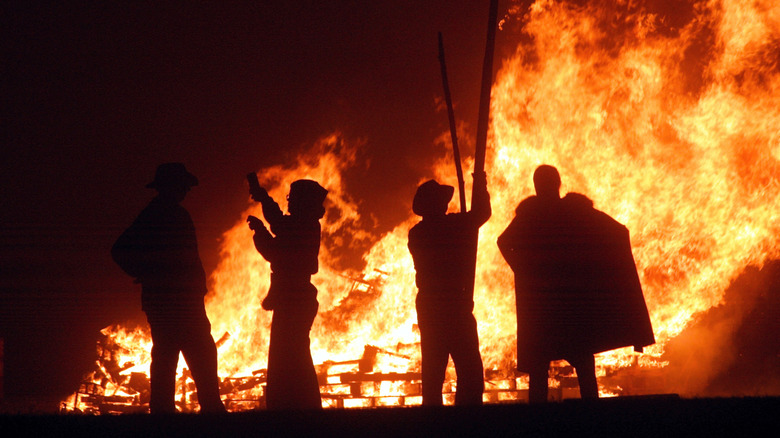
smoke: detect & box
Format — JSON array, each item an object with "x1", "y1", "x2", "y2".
[{"x1": 662, "y1": 261, "x2": 780, "y2": 396}]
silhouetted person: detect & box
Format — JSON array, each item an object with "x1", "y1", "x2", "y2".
[
  {"x1": 498, "y1": 165, "x2": 654, "y2": 403},
  {"x1": 408, "y1": 172, "x2": 491, "y2": 406},
  {"x1": 247, "y1": 176, "x2": 327, "y2": 410},
  {"x1": 111, "y1": 163, "x2": 225, "y2": 414}
]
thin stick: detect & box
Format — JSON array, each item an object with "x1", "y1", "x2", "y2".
[
  {"x1": 466, "y1": 0, "x2": 499, "y2": 298},
  {"x1": 438, "y1": 32, "x2": 467, "y2": 213},
  {"x1": 473, "y1": 0, "x2": 499, "y2": 182}
]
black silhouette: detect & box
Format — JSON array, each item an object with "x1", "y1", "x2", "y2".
[
  {"x1": 111, "y1": 163, "x2": 225, "y2": 414},
  {"x1": 407, "y1": 173, "x2": 491, "y2": 405},
  {"x1": 497, "y1": 165, "x2": 655, "y2": 403},
  {"x1": 247, "y1": 175, "x2": 327, "y2": 410}
]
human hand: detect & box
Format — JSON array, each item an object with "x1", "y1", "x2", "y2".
[
  {"x1": 247, "y1": 173, "x2": 269, "y2": 202},
  {"x1": 472, "y1": 171, "x2": 488, "y2": 189},
  {"x1": 247, "y1": 215, "x2": 266, "y2": 231}
]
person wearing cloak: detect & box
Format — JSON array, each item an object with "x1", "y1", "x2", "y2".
[
  {"x1": 247, "y1": 176, "x2": 327, "y2": 410},
  {"x1": 111, "y1": 163, "x2": 225, "y2": 414},
  {"x1": 497, "y1": 165, "x2": 654, "y2": 403},
  {"x1": 408, "y1": 172, "x2": 491, "y2": 406}
]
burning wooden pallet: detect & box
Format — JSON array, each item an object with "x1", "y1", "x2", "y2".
[{"x1": 63, "y1": 335, "x2": 533, "y2": 413}]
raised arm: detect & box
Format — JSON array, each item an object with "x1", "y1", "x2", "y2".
[
  {"x1": 469, "y1": 171, "x2": 491, "y2": 226},
  {"x1": 247, "y1": 172, "x2": 284, "y2": 229}
]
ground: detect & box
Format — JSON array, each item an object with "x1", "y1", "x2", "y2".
[{"x1": 1, "y1": 396, "x2": 778, "y2": 437}]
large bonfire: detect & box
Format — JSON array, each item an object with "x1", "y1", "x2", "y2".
[{"x1": 65, "y1": 0, "x2": 780, "y2": 412}]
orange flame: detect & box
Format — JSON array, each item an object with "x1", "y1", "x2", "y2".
[
  {"x1": 486, "y1": 0, "x2": 780, "y2": 390},
  {"x1": 64, "y1": 0, "x2": 780, "y2": 411},
  {"x1": 209, "y1": 134, "x2": 421, "y2": 376}
]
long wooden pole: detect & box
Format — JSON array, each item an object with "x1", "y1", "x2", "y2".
[
  {"x1": 473, "y1": 0, "x2": 499, "y2": 184},
  {"x1": 466, "y1": 0, "x2": 499, "y2": 298},
  {"x1": 438, "y1": 32, "x2": 467, "y2": 213}
]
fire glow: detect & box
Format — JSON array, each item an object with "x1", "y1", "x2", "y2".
[{"x1": 64, "y1": 0, "x2": 780, "y2": 412}]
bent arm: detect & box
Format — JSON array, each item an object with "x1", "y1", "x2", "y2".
[
  {"x1": 497, "y1": 217, "x2": 521, "y2": 269},
  {"x1": 247, "y1": 174, "x2": 285, "y2": 230},
  {"x1": 248, "y1": 215, "x2": 278, "y2": 263},
  {"x1": 258, "y1": 196, "x2": 284, "y2": 231},
  {"x1": 252, "y1": 227, "x2": 277, "y2": 263}
]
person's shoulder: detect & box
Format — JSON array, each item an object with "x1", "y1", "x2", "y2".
[
  {"x1": 445, "y1": 211, "x2": 480, "y2": 229},
  {"x1": 284, "y1": 213, "x2": 318, "y2": 230},
  {"x1": 161, "y1": 201, "x2": 193, "y2": 221},
  {"x1": 410, "y1": 217, "x2": 433, "y2": 232},
  {"x1": 408, "y1": 220, "x2": 425, "y2": 241},
  {"x1": 137, "y1": 198, "x2": 166, "y2": 220},
  {"x1": 444, "y1": 210, "x2": 468, "y2": 220},
  {"x1": 564, "y1": 192, "x2": 627, "y2": 230},
  {"x1": 514, "y1": 195, "x2": 539, "y2": 215},
  {"x1": 410, "y1": 215, "x2": 452, "y2": 236},
  {"x1": 172, "y1": 203, "x2": 193, "y2": 220},
  {"x1": 562, "y1": 192, "x2": 594, "y2": 210}
]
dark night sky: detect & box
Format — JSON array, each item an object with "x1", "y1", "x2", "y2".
[{"x1": 1, "y1": 1, "x2": 521, "y2": 400}]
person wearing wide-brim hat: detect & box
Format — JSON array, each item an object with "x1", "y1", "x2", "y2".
[
  {"x1": 112, "y1": 162, "x2": 225, "y2": 414},
  {"x1": 408, "y1": 172, "x2": 491, "y2": 406},
  {"x1": 145, "y1": 162, "x2": 199, "y2": 189},
  {"x1": 246, "y1": 175, "x2": 328, "y2": 410}
]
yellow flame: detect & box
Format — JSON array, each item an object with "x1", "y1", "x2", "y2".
[{"x1": 65, "y1": 0, "x2": 780, "y2": 411}]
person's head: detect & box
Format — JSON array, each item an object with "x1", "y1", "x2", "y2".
[
  {"x1": 533, "y1": 165, "x2": 561, "y2": 200},
  {"x1": 412, "y1": 180, "x2": 454, "y2": 218},
  {"x1": 146, "y1": 162, "x2": 198, "y2": 202},
  {"x1": 287, "y1": 179, "x2": 328, "y2": 219}
]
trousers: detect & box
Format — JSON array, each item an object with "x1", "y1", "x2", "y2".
[
  {"x1": 265, "y1": 297, "x2": 321, "y2": 410},
  {"x1": 416, "y1": 297, "x2": 484, "y2": 406},
  {"x1": 146, "y1": 303, "x2": 225, "y2": 413}
]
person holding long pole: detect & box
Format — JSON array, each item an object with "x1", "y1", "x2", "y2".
[{"x1": 407, "y1": 0, "x2": 499, "y2": 406}]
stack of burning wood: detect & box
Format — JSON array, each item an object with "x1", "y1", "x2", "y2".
[
  {"x1": 63, "y1": 332, "x2": 557, "y2": 413},
  {"x1": 60, "y1": 267, "x2": 662, "y2": 413},
  {"x1": 62, "y1": 334, "x2": 426, "y2": 413},
  {"x1": 62, "y1": 333, "x2": 147, "y2": 414}
]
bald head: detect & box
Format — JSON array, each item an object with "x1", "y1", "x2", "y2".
[{"x1": 533, "y1": 165, "x2": 561, "y2": 200}]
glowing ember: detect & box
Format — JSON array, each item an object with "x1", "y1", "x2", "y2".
[{"x1": 63, "y1": 0, "x2": 780, "y2": 412}]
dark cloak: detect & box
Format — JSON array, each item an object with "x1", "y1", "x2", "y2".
[{"x1": 498, "y1": 193, "x2": 654, "y2": 371}]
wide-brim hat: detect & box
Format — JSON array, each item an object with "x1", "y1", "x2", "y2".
[
  {"x1": 413, "y1": 179, "x2": 454, "y2": 216},
  {"x1": 146, "y1": 162, "x2": 198, "y2": 189}
]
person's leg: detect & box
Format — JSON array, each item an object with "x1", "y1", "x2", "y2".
[
  {"x1": 266, "y1": 299, "x2": 321, "y2": 410},
  {"x1": 570, "y1": 354, "x2": 598, "y2": 399},
  {"x1": 527, "y1": 360, "x2": 550, "y2": 404},
  {"x1": 417, "y1": 302, "x2": 449, "y2": 406},
  {"x1": 148, "y1": 317, "x2": 180, "y2": 414},
  {"x1": 180, "y1": 309, "x2": 226, "y2": 413},
  {"x1": 450, "y1": 312, "x2": 484, "y2": 406},
  {"x1": 285, "y1": 299, "x2": 321, "y2": 410}
]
